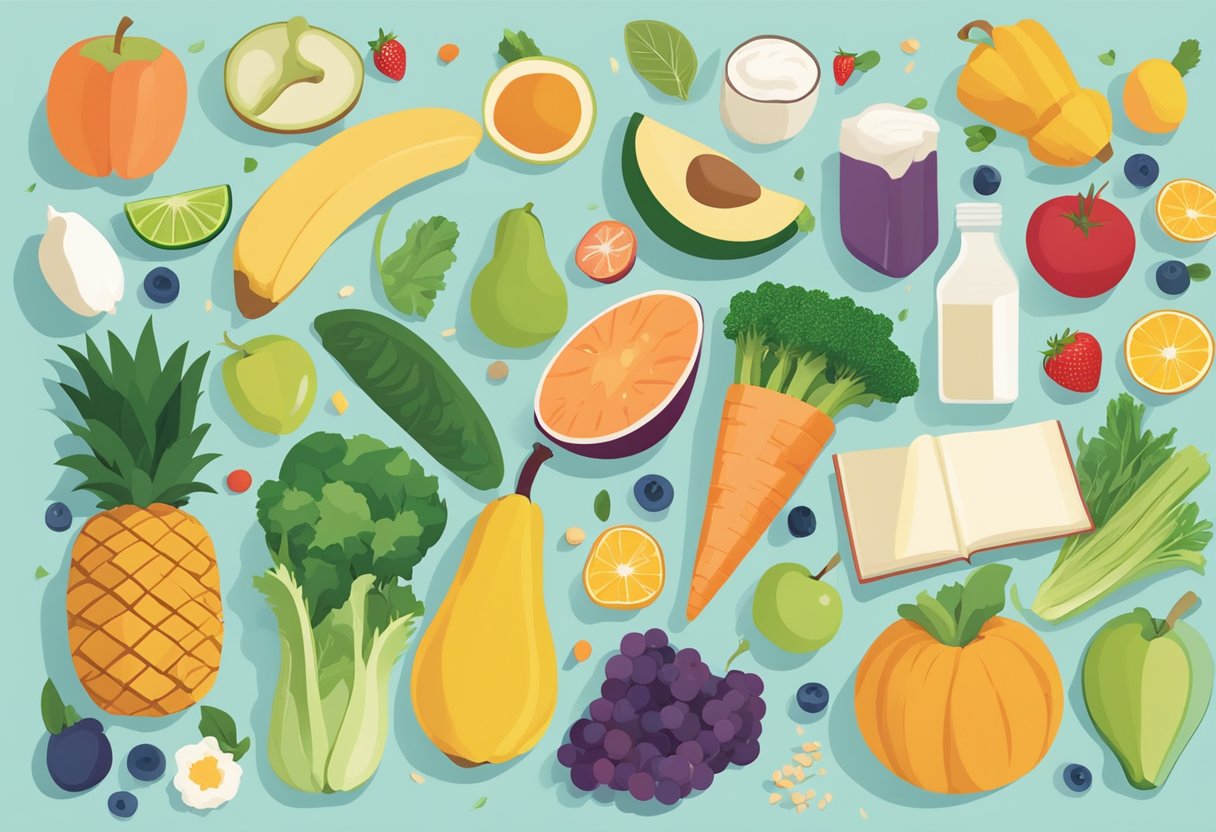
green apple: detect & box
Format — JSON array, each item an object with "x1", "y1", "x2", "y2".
[
  {"x1": 752, "y1": 554, "x2": 843, "y2": 653},
  {"x1": 222, "y1": 332, "x2": 316, "y2": 434}
]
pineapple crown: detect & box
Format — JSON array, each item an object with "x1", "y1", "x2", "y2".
[{"x1": 56, "y1": 319, "x2": 219, "y2": 510}]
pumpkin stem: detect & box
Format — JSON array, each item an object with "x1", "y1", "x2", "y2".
[
  {"x1": 1162, "y1": 591, "x2": 1199, "y2": 633},
  {"x1": 113, "y1": 15, "x2": 134, "y2": 54},
  {"x1": 813, "y1": 553, "x2": 841, "y2": 581}
]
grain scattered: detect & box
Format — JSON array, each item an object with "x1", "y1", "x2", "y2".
[
  {"x1": 441, "y1": 327, "x2": 456, "y2": 337},
  {"x1": 860, "y1": 808, "x2": 869, "y2": 820},
  {"x1": 901, "y1": 38, "x2": 920, "y2": 54},
  {"x1": 338, "y1": 284, "x2": 355, "y2": 298},
  {"x1": 204, "y1": 299, "x2": 213, "y2": 312},
  {"x1": 805, "y1": 788, "x2": 816, "y2": 799},
  {"x1": 772, "y1": 770, "x2": 782, "y2": 783},
  {"x1": 825, "y1": 792, "x2": 833, "y2": 803},
  {"x1": 795, "y1": 725, "x2": 804, "y2": 736},
  {"x1": 812, "y1": 751, "x2": 823, "y2": 761},
  {"x1": 769, "y1": 793, "x2": 782, "y2": 805},
  {"x1": 818, "y1": 799, "x2": 827, "y2": 810},
  {"x1": 790, "y1": 792, "x2": 806, "y2": 805},
  {"x1": 794, "y1": 753, "x2": 814, "y2": 766},
  {"x1": 796, "y1": 804, "x2": 807, "y2": 814},
  {"x1": 331, "y1": 391, "x2": 349, "y2": 414},
  {"x1": 610, "y1": 56, "x2": 620, "y2": 73},
  {"x1": 818, "y1": 767, "x2": 827, "y2": 776},
  {"x1": 776, "y1": 778, "x2": 795, "y2": 789},
  {"x1": 782, "y1": 764, "x2": 795, "y2": 777},
  {"x1": 905, "y1": 60, "x2": 915, "y2": 73},
  {"x1": 409, "y1": 771, "x2": 425, "y2": 784},
  {"x1": 487, "y1": 360, "x2": 509, "y2": 381}
]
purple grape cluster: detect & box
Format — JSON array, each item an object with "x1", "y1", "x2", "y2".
[{"x1": 557, "y1": 628, "x2": 765, "y2": 806}]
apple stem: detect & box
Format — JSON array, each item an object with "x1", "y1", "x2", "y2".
[
  {"x1": 221, "y1": 332, "x2": 250, "y2": 357},
  {"x1": 1162, "y1": 591, "x2": 1199, "y2": 633},
  {"x1": 113, "y1": 16, "x2": 134, "y2": 55},
  {"x1": 813, "y1": 553, "x2": 842, "y2": 581}
]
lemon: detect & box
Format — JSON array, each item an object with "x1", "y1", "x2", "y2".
[{"x1": 1124, "y1": 59, "x2": 1188, "y2": 133}]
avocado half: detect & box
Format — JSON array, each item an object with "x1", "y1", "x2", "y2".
[
  {"x1": 225, "y1": 17, "x2": 363, "y2": 133},
  {"x1": 622, "y1": 112, "x2": 811, "y2": 260}
]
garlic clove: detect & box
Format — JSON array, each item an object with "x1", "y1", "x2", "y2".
[{"x1": 38, "y1": 205, "x2": 124, "y2": 316}]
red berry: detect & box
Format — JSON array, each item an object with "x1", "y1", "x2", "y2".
[
  {"x1": 227, "y1": 469, "x2": 253, "y2": 494},
  {"x1": 369, "y1": 28, "x2": 406, "y2": 80},
  {"x1": 833, "y1": 50, "x2": 856, "y2": 85},
  {"x1": 1042, "y1": 330, "x2": 1102, "y2": 393}
]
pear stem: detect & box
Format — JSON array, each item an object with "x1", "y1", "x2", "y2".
[
  {"x1": 113, "y1": 16, "x2": 134, "y2": 54},
  {"x1": 515, "y1": 442, "x2": 553, "y2": 500},
  {"x1": 221, "y1": 332, "x2": 250, "y2": 357},
  {"x1": 1162, "y1": 591, "x2": 1199, "y2": 633},
  {"x1": 813, "y1": 553, "x2": 841, "y2": 581}
]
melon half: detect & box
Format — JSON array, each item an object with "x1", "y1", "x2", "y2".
[{"x1": 535, "y1": 290, "x2": 703, "y2": 458}]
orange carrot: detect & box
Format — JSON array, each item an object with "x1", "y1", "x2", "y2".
[{"x1": 687, "y1": 384, "x2": 835, "y2": 620}]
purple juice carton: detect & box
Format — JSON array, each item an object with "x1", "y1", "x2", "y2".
[{"x1": 839, "y1": 104, "x2": 941, "y2": 278}]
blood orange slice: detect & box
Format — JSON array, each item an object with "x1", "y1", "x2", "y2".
[
  {"x1": 535, "y1": 290, "x2": 702, "y2": 458},
  {"x1": 575, "y1": 220, "x2": 638, "y2": 283}
]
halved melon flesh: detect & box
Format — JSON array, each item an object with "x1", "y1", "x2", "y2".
[{"x1": 535, "y1": 290, "x2": 702, "y2": 458}]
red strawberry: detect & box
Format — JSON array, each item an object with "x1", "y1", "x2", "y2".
[
  {"x1": 369, "y1": 28, "x2": 406, "y2": 80},
  {"x1": 1042, "y1": 329, "x2": 1102, "y2": 392},
  {"x1": 834, "y1": 50, "x2": 857, "y2": 85}
]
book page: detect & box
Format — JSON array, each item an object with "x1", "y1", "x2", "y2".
[
  {"x1": 892, "y1": 435, "x2": 962, "y2": 562},
  {"x1": 939, "y1": 422, "x2": 1092, "y2": 553}
]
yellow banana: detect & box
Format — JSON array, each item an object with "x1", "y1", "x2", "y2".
[{"x1": 233, "y1": 108, "x2": 482, "y2": 318}]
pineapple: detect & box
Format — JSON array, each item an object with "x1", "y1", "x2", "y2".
[{"x1": 57, "y1": 320, "x2": 223, "y2": 717}]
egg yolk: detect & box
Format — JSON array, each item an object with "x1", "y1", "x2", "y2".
[
  {"x1": 189, "y1": 755, "x2": 224, "y2": 790},
  {"x1": 494, "y1": 73, "x2": 580, "y2": 154}
]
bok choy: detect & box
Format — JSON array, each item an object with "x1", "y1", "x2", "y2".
[
  {"x1": 1031, "y1": 395, "x2": 1210, "y2": 622},
  {"x1": 253, "y1": 432, "x2": 447, "y2": 792}
]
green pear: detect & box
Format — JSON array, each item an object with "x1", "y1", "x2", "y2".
[
  {"x1": 470, "y1": 203, "x2": 568, "y2": 347},
  {"x1": 1082, "y1": 591, "x2": 1213, "y2": 789},
  {"x1": 752, "y1": 554, "x2": 843, "y2": 653},
  {"x1": 222, "y1": 333, "x2": 317, "y2": 434}
]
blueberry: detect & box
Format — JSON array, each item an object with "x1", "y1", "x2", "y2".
[
  {"x1": 126, "y1": 743, "x2": 165, "y2": 782},
  {"x1": 1124, "y1": 153, "x2": 1159, "y2": 188},
  {"x1": 796, "y1": 682, "x2": 830, "y2": 714},
  {"x1": 973, "y1": 165, "x2": 1001, "y2": 196},
  {"x1": 633, "y1": 474, "x2": 673, "y2": 512},
  {"x1": 45, "y1": 501, "x2": 72, "y2": 532},
  {"x1": 108, "y1": 790, "x2": 138, "y2": 818},
  {"x1": 1063, "y1": 763, "x2": 1091, "y2": 793},
  {"x1": 143, "y1": 267, "x2": 179, "y2": 304},
  {"x1": 787, "y1": 506, "x2": 816, "y2": 538},
  {"x1": 1156, "y1": 260, "x2": 1190, "y2": 295}
]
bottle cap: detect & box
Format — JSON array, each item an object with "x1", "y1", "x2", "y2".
[{"x1": 956, "y1": 202, "x2": 1002, "y2": 228}]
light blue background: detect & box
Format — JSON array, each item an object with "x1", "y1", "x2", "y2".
[{"x1": 3, "y1": 1, "x2": 1213, "y2": 829}]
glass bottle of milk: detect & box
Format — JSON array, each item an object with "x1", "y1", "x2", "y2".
[{"x1": 937, "y1": 203, "x2": 1019, "y2": 404}]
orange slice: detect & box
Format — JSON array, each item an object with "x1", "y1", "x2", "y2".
[
  {"x1": 1124, "y1": 309, "x2": 1213, "y2": 394},
  {"x1": 1155, "y1": 179, "x2": 1216, "y2": 242},
  {"x1": 582, "y1": 525, "x2": 665, "y2": 609}
]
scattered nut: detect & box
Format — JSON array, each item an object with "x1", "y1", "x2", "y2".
[
  {"x1": 610, "y1": 56, "x2": 620, "y2": 74},
  {"x1": 204, "y1": 299, "x2": 213, "y2": 312},
  {"x1": 768, "y1": 793, "x2": 782, "y2": 805},
  {"x1": 487, "y1": 360, "x2": 509, "y2": 381},
  {"x1": 904, "y1": 60, "x2": 915, "y2": 73},
  {"x1": 441, "y1": 327, "x2": 456, "y2": 337},
  {"x1": 860, "y1": 807, "x2": 869, "y2": 820},
  {"x1": 901, "y1": 38, "x2": 920, "y2": 54},
  {"x1": 795, "y1": 725, "x2": 805, "y2": 736},
  {"x1": 331, "y1": 391, "x2": 349, "y2": 414},
  {"x1": 565, "y1": 527, "x2": 586, "y2": 546},
  {"x1": 409, "y1": 771, "x2": 425, "y2": 784},
  {"x1": 338, "y1": 284, "x2": 355, "y2": 298},
  {"x1": 796, "y1": 804, "x2": 807, "y2": 814}
]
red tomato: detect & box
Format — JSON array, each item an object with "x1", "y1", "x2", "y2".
[
  {"x1": 575, "y1": 221, "x2": 637, "y2": 283},
  {"x1": 227, "y1": 469, "x2": 253, "y2": 493},
  {"x1": 1026, "y1": 182, "x2": 1134, "y2": 298}
]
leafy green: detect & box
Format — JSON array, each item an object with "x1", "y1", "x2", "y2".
[
  {"x1": 624, "y1": 20, "x2": 698, "y2": 101},
  {"x1": 1031, "y1": 395, "x2": 1211, "y2": 622},
  {"x1": 905, "y1": 97, "x2": 928, "y2": 110},
  {"x1": 41, "y1": 679, "x2": 80, "y2": 735},
  {"x1": 34, "y1": 566, "x2": 49, "y2": 579},
  {"x1": 498, "y1": 29, "x2": 541, "y2": 62},
  {"x1": 897, "y1": 564, "x2": 1011, "y2": 646},
  {"x1": 964, "y1": 124, "x2": 997, "y2": 152},
  {"x1": 898, "y1": 308, "x2": 909, "y2": 322},
  {"x1": 314, "y1": 310, "x2": 504, "y2": 490},
  {"x1": 473, "y1": 796, "x2": 487, "y2": 809},
  {"x1": 198, "y1": 705, "x2": 250, "y2": 761},
  {"x1": 1098, "y1": 49, "x2": 1116, "y2": 66},
  {"x1": 188, "y1": 40, "x2": 205, "y2": 54},
  {"x1": 255, "y1": 432, "x2": 442, "y2": 793},
  {"x1": 794, "y1": 166, "x2": 805, "y2": 181},
  {"x1": 243, "y1": 157, "x2": 258, "y2": 173},
  {"x1": 594, "y1": 489, "x2": 611, "y2": 521},
  {"x1": 1188, "y1": 263, "x2": 1210, "y2": 282},
  {"x1": 853, "y1": 50, "x2": 880, "y2": 72},
  {"x1": 373, "y1": 210, "x2": 458, "y2": 319},
  {"x1": 26, "y1": 183, "x2": 35, "y2": 192},
  {"x1": 1171, "y1": 39, "x2": 1201, "y2": 76}
]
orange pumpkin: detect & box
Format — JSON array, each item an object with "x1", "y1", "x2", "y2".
[
  {"x1": 854, "y1": 564, "x2": 1062, "y2": 794},
  {"x1": 46, "y1": 16, "x2": 186, "y2": 179}
]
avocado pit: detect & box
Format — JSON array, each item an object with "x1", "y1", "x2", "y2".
[{"x1": 686, "y1": 154, "x2": 761, "y2": 209}]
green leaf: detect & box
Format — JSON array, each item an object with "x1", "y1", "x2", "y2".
[
  {"x1": 472, "y1": 797, "x2": 487, "y2": 809},
  {"x1": 1187, "y1": 263, "x2": 1211, "y2": 282},
  {"x1": 1171, "y1": 39, "x2": 1201, "y2": 77},
  {"x1": 198, "y1": 705, "x2": 250, "y2": 761},
  {"x1": 1098, "y1": 49, "x2": 1116, "y2": 66},
  {"x1": 897, "y1": 308, "x2": 909, "y2": 322},
  {"x1": 374, "y1": 211, "x2": 459, "y2": 320},
  {"x1": 26, "y1": 182, "x2": 35, "y2": 192},
  {"x1": 624, "y1": 20, "x2": 698, "y2": 101},
  {"x1": 795, "y1": 205, "x2": 815, "y2": 233},
  {"x1": 793, "y1": 166, "x2": 805, "y2": 181},
  {"x1": 854, "y1": 50, "x2": 881, "y2": 72},
  {"x1": 187, "y1": 40, "x2": 205, "y2": 54},
  {"x1": 498, "y1": 29, "x2": 541, "y2": 62},
  {"x1": 594, "y1": 489, "x2": 610, "y2": 522},
  {"x1": 41, "y1": 679, "x2": 67, "y2": 735},
  {"x1": 34, "y1": 566, "x2": 49, "y2": 579},
  {"x1": 905, "y1": 97, "x2": 928, "y2": 110},
  {"x1": 955, "y1": 564, "x2": 1011, "y2": 644},
  {"x1": 964, "y1": 124, "x2": 996, "y2": 152},
  {"x1": 243, "y1": 157, "x2": 258, "y2": 173}
]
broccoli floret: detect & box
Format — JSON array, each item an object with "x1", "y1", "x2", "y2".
[{"x1": 723, "y1": 282, "x2": 919, "y2": 419}]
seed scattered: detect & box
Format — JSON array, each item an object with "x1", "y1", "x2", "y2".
[
  {"x1": 487, "y1": 360, "x2": 509, "y2": 381},
  {"x1": 409, "y1": 771, "x2": 425, "y2": 784},
  {"x1": 565, "y1": 527, "x2": 586, "y2": 546},
  {"x1": 901, "y1": 38, "x2": 920, "y2": 54},
  {"x1": 795, "y1": 725, "x2": 804, "y2": 736},
  {"x1": 791, "y1": 792, "x2": 806, "y2": 805},
  {"x1": 573, "y1": 639, "x2": 592, "y2": 662},
  {"x1": 860, "y1": 807, "x2": 869, "y2": 820},
  {"x1": 776, "y1": 778, "x2": 795, "y2": 789},
  {"x1": 610, "y1": 56, "x2": 620, "y2": 73},
  {"x1": 769, "y1": 793, "x2": 782, "y2": 805},
  {"x1": 818, "y1": 799, "x2": 827, "y2": 810},
  {"x1": 825, "y1": 792, "x2": 833, "y2": 803},
  {"x1": 782, "y1": 764, "x2": 795, "y2": 777},
  {"x1": 338, "y1": 284, "x2": 355, "y2": 298},
  {"x1": 794, "y1": 753, "x2": 813, "y2": 766},
  {"x1": 805, "y1": 788, "x2": 816, "y2": 799},
  {"x1": 812, "y1": 751, "x2": 823, "y2": 761},
  {"x1": 818, "y1": 767, "x2": 827, "y2": 776},
  {"x1": 905, "y1": 60, "x2": 915, "y2": 73},
  {"x1": 801, "y1": 742, "x2": 819, "y2": 752},
  {"x1": 772, "y1": 770, "x2": 782, "y2": 783},
  {"x1": 204, "y1": 299, "x2": 213, "y2": 312},
  {"x1": 331, "y1": 391, "x2": 349, "y2": 414},
  {"x1": 793, "y1": 766, "x2": 805, "y2": 782},
  {"x1": 441, "y1": 327, "x2": 456, "y2": 337}
]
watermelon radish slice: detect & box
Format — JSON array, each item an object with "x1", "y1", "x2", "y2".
[
  {"x1": 534, "y1": 290, "x2": 702, "y2": 458},
  {"x1": 576, "y1": 220, "x2": 637, "y2": 283}
]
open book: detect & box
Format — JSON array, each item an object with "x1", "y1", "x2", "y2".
[{"x1": 833, "y1": 421, "x2": 1093, "y2": 582}]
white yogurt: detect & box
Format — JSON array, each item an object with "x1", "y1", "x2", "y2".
[
  {"x1": 721, "y1": 36, "x2": 820, "y2": 144},
  {"x1": 839, "y1": 103, "x2": 940, "y2": 179}
]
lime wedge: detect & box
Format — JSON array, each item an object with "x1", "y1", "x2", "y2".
[{"x1": 124, "y1": 184, "x2": 232, "y2": 249}]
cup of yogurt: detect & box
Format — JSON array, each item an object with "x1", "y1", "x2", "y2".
[{"x1": 720, "y1": 36, "x2": 820, "y2": 144}]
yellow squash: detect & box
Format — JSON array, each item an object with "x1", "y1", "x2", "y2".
[
  {"x1": 411, "y1": 444, "x2": 558, "y2": 765},
  {"x1": 956, "y1": 19, "x2": 1113, "y2": 167}
]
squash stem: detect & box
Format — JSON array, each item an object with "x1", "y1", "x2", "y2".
[
  {"x1": 515, "y1": 442, "x2": 553, "y2": 500},
  {"x1": 1162, "y1": 591, "x2": 1199, "y2": 634},
  {"x1": 813, "y1": 553, "x2": 842, "y2": 581},
  {"x1": 113, "y1": 16, "x2": 134, "y2": 54}
]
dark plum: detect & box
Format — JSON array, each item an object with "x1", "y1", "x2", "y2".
[{"x1": 42, "y1": 680, "x2": 111, "y2": 793}]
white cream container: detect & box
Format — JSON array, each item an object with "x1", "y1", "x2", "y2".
[{"x1": 720, "y1": 35, "x2": 820, "y2": 144}]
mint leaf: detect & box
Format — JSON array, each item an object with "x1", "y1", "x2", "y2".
[
  {"x1": 955, "y1": 564, "x2": 1011, "y2": 645},
  {"x1": 594, "y1": 489, "x2": 611, "y2": 522},
  {"x1": 898, "y1": 308, "x2": 909, "y2": 322},
  {"x1": 472, "y1": 796, "x2": 487, "y2": 809},
  {"x1": 854, "y1": 50, "x2": 881, "y2": 72},
  {"x1": 25, "y1": 182, "x2": 36, "y2": 193},
  {"x1": 905, "y1": 97, "x2": 928, "y2": 110},
  {"x1": 34, "y1": 565, "x2": 49, "y2": 579},
  {"x1": 498, "y1": 29, "x2": 541, "y2": 63},
  {"x1": 1187, "y1": 263, "x2": 1211, "y2": 282},
  {"x1": 794, "y1": 166, "x2": 805, "y2": 181},
  {"x1": 964, "y1": 124, "x2": 996, "y2": 152},
  {"x1": 188, "y1": 40, "x2": 205, "y2": 54},
  {"x1": 198, "y1": 705, "x2": 249, "y2": 761},
  {"x1": 1171, "y1": 39, "x2": 1201, "y2": 76},
  {"x1": 373, "y1": 211, "x2": 459, "y2": 320},
  {"x1": 41, "y1": 679, "x2": 67, "y2": 735},
  {"x1": 796, "y1": 205, "x2": 815, "y2": 233},
  {"x1": 1098, "y1": 49, "x2": 1116, "y2": 66},
  {"x1": 624, "y1": 20, "x2": 699, "y2": 101},
  {"x1": 243, "y1": 157, "x2": 258, "y2": 173}
]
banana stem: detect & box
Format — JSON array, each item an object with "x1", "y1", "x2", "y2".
[
  {"x1": 1096, "y1": 144, "x2": 1114, "y2": 163},
  {"x1": 1162, "y1": 591, "x2": 1199, "y2": 633},
  {"x1": 515, "y1": 442, "x2": 553, "y2": 500},
  {"x1": 813, "y1": 553, "x2": 842, "y2": 581},
  {"x1": 113, "y1": 16, "x2": 134, "y2": 54}
]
